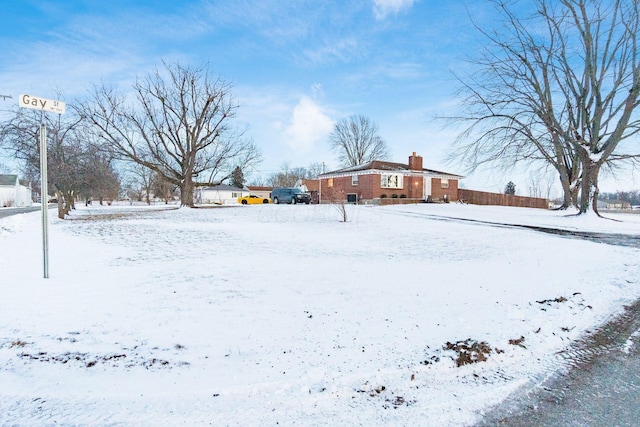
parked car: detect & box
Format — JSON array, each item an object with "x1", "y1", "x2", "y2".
[
  {"x1": 238, "y1": 195, "x2": 271, "y2": 205},
  {"x1": 271, "y1": 187, "x2": 311, "y2": 204}
]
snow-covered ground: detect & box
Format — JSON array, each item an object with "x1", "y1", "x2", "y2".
[{"x1": 1, "y1": 203, "x2": 639, "y2": 426}]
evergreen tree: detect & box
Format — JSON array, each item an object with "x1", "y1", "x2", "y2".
[
  {"x1": 230, "y1": 166, "x2": 245, "y2": 189},
  {"x1": 504, "y1": 181, "x2": 516, "y2": 195}
]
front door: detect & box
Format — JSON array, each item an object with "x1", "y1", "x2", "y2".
[{"x1": 423, "y1": 177, "x2": 431, "y2": 200}]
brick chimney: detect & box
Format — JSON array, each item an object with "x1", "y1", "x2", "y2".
[{"x1": 408, "y1": 152, "x2": 423, "y2": 171}]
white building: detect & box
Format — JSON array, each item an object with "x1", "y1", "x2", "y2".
[
  {"x1": 195, "y1": 184, "x2": 248, "y2": 205},
  {"x1": 0, "y1": 174, "x2": 32, "y2": 208}
]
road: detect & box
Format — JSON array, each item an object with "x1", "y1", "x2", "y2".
[{"x1": 0, "y1": 206, "x2": 41, "y2": 219}]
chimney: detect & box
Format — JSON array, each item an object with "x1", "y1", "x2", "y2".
[{"x1": 408, "y1": 152, "x2": 423, "y2": 171}]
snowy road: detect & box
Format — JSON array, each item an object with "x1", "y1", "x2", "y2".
[{"x1": 0, "y1": 206, "x2": 40, "y2": 218}]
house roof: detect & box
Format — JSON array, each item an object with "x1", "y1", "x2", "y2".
[
  {"x1": 200, "y1": 184, "x2": 247, "y2": 192},
  {"x1": 247, "y1": 186, "x2": 273, "y2": 191},
  {"x1": 319, "y1": 161, "x2": 464, "y2": 178}
]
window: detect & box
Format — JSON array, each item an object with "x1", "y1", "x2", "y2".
[
  {"x1": 380, "y1": 174, "x2": 403, "y2": 189},
  {"x1": 441, "y1": 179, "x2": 449, "y2": 189},
  {"x1": 352, "y1": 175, "x2": 358, "y2": 186},
  {"x1": 328, "y1": 178, "x2": 334, "y2": 188},
  {"x1": 232, "y1": 192, "x2": 243, "y2": 198}
]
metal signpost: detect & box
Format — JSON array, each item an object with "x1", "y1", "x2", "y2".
[{"x1": 18, "y1": 94, "x2": 66, "y2": 278}]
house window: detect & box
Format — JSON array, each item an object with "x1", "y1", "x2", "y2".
[
  {"x1": 328, "y1": 178, "x2": 333, "y2": 188},
  {"x1": 232, "y1": 192, "x2": 243, "y2": 197},
  {"x1": 352, "y1": 175, "x2": 358, "y2": 186},
  {"x1": 381, "y1": 174, "x2": 403, "y2": 189},
  {"x1": 441, "y1": 179, "x2": 449, "y2": 189}
]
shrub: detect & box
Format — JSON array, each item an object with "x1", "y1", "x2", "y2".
[
  {"x1": 380, "y1": 194, "x2": 387, "y2": 198},
  {"x1": 391, "y1": 194, "x2": 399, "y2": 198},
  {"x1": 400, "y1": 194, "x2": 407, "y2": 198}
]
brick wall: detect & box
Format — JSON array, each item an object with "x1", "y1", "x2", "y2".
[
  {"x1": 320, "y1": 174, "x2": 460, "y2": 203},
  {"x1": 321, "y1": 174, "x2": 420, "y2": 201},
  {"x1": 429, "y1": 178, "x2": 459, "y2": 202}
]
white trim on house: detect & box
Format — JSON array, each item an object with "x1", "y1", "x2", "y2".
[{"x1": 318, "y1": 168, "x2": 462, "y2": 181}]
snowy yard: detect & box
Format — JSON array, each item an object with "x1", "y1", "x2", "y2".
[{"x1": 1, "y1": 203, "x2": 639, "y2": 426}]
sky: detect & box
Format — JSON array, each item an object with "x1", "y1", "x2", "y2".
[
  {"x1": 1, "y1": 202, "x2": 639, "y2": 424},
  {"x1": 0, "y1": 0, "x2": 636, "y2": 194}
]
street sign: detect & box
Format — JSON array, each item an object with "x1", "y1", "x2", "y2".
[
  {"x1": 19, "y1": 94, "x2": 65, "y2": 114},
  {"x1": 17, "y1": 93, "x2": 66, "y2": 278}
]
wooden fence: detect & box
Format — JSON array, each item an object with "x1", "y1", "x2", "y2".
[{"x1": 458, "y1": 189, "x2": 549, "y2": 209}]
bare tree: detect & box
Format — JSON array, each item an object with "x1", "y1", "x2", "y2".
[
  {"x1": 78, "y1": 61, "x2": 261, "y2": 207},
  {"x1": 527, "y1": 171, "x2": 556, "y2": 200},
  {"x1": 267, "y1": 163, "x2": 316, "y2": 187},
  {"x1": 306, "y1": 162, "x2": 326, "y2": 178},
  {"x1": 323, "y1": 187, "x2": 349, "y2": 222},
  {"x1": 0, "y1": 104, "x2": 90, "y2": 218},
  {"x1": 76, "y1": 144, "x2": 120, "y2": 205},
  {"x1": 123, "y1": 162, "x2": 154, "y2": 204},
  {"x1": 329, "y1": 115, "x2": 390, "y2": 167},
  {"x1": 448, "y1": 0, "x2": 640, "y2": 214},
  {"x1": 151, "y1": 172, "x2": 178, "y2": 204}
]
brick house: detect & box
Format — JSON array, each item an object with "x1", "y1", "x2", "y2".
[{"x1": 317, "y1": 152, "x2": 463, "y2": 204}]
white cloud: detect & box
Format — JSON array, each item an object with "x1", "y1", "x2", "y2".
[
  {"x1": 373, "y1": 0, "x2": 416, "y2": 20},
  {"x1": 302, "y1": 38, "x2": 360, "y2": 65},
  {"x1": 284, "y1": 96, "x2": 334, "y2": 153}
]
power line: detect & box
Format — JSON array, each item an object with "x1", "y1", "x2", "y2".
[{"x1": 0, "y1": 94, "x2": 12, "y2": 100}]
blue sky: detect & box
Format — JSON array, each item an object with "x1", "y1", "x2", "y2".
[{"x1": 1, "y1": 0, "x2": 632, "y2": 194}]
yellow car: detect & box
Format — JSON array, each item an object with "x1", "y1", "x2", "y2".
[{"x1": 238, "y1": 195, "x2": 271, "y2": 205}]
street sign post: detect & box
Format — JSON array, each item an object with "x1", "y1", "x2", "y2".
[{"x1": 19, "y1": 94, "x2": 66, "y2": 279}]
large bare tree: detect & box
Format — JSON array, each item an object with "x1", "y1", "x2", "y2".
[
  {"x1": 449, "y1": 0, "x2": 640, "y2": 214},
  {"x1": 78, "y1": 61, "x2": 261, "y2": 207},
  {"x1": 329, "y1": 115, "x2": 390, "y2": 167}
]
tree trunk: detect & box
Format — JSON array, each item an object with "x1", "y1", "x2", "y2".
[
  {"x1": 558, "y1": 171, "x2": 573, "y2": 209},
  {"x1": 56, "y1": 191, "x2": 65, "y2": 220},
  {"x1": 65, "y1": 192, "x2": 75, "y2": 214},
  {"x1": 180, "y1": 174, "x2": 194, "y2": 207},
  {"x1": 579, "y1": 159, "x2": 601, "y2": 215}
]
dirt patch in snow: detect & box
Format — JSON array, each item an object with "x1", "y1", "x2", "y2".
[{"x1": 443, "y1": 339, "x2": 504, "y2": 367}]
